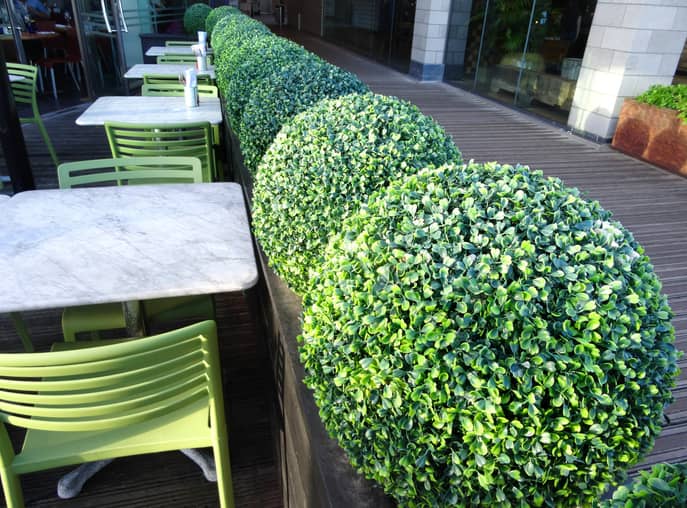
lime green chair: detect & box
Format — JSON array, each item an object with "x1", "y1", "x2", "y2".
[
  {"x1": 57, "y1": 155, "x2": 204, "y2": 187},
  {"x1": 6, "y1": 63, "x2": 59, "y2": 167},
  {"x1": 0, "y1": 320, "x2": 235, "y2": 508},
  {"x1": 165, "y1": 40, "x2": 195, "y2": 46},
  {"x1": 157, "y1": 54, "x2": 214, "y2": 65},
  {"x1": 142, "y1": 83, "x2": 218, "y2": 98},
  {"x1": 143, "y1": 73, "x2": 214, "y2": 85},
  {"x1": 57, "y1": 156, "x2": 215, "y2": 342},
  {"x1": 104, "y1": 121, "x2": 216, "y2": 183}
]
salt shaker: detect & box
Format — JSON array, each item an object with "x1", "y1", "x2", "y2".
[{"x1": 183, "y1": 68, "x2": 199, "y2": 108}]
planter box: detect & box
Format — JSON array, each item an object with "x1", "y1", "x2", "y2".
[
  {"x1": 223, "y1": 119, "x2": 394, "y2": 508},
  {"x1": 612, "y1": 99, "x2": 687, "y2": 176}
]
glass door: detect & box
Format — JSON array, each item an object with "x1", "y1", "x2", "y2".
[{"x1": 70, "y1": 0, "x2": 152, "y2": 96}]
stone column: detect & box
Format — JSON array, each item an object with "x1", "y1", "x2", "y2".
[
  {"x1": 568, "y1": 0, "x2": 687, "y2": 142},
  {"x1": 409, "y1": 0, "x2": 451, "y2": 81}
]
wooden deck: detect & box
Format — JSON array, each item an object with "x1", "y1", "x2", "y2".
[
  {"x1": 283, "y1": 29, "x2": 687, "y2": 473},
  {"x1": 1, "y1": 26, "x2": 687, "y2": 505}
]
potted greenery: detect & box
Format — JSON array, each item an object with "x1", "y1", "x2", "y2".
[
  {"x1": 300, "y1": 162, "x2": 679, "y2": 506},
  {"x1": 612, "y1": 84, "x2": 687, "y2": 176},
  {"x1": 602, "y1": 463, "x2": 687, "y2": 507}
]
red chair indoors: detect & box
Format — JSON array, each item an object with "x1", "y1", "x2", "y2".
[{"x1": 35, "y1": 28, "x2": 81, "y2": 100}]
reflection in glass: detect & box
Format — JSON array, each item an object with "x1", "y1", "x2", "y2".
[
  {"x1": 323, "y1": 0, "x2": 415, "y2": 73},
  {"x1": 447, "y1": 0, "x2": 597, "y2": 124}
]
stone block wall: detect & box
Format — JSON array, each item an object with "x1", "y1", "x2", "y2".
[{"x1": 568, "y1": 0, "x2": 687, "y2": 142}]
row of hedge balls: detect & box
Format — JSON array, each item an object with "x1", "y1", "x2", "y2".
[{"x1": 202, "y1": 6, "x2": 681, "y2": 506}]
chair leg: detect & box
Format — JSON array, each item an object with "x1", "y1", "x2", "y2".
[
  {"x1": 8, "y1": 312, "x2": 33, "y2": 352},
  {"x1": 67, "y1": 63, "x2": 80, "y2": 91},
  {"x1": 0, "y1": 425, "x2": 24, "y2": 508},
  {"x1": 213, "y1": 439, "x2": 235, "y2": 508},
  {"x1": 49, "y1": 67, "x2": 58, "y2": 101},
  {"x1": 34, "y1": 116, "x2": 60, "y2": 167}
]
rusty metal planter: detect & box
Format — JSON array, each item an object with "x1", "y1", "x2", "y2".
[{"x1": 612, "y1": 99, "x2": 687, "y2": 176}]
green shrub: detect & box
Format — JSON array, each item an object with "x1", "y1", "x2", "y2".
[
  {"x1": 183, "y1": 3, "x2": 212, "y2": 35},
  {"x1": 602, "y1": 463, "x2": 687, "y2": 507},
  {"x1": 251, "y1": 93, "x2": 461, "y2": 296},
  {"x1": 205, "y1": 5, "x2": 239, "y2": 39},
  {"x1": 300, "y1": 162, "x2": 679, "y2": 507},
  {"x1": 221, "y1": 36, "x2": 315, "y2": 137},
  {"x1": 212, "y1": 17, "x2": 273, "y2": 107},
  {"x1": 239, "y1": 60, "x2": 369, "y2": 173},
  {"x1": 636, "y1": 84, "x2": 687, "y2": 123}
]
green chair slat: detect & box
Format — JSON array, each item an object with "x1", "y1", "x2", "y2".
[
  {"x1": 0, "y1": 321, "x2": 235, "y2": 508},
  {"x1": 165, "y1": 41, "x2": 195, "y2": 46},
  {"x1": 142, "y1": 73, "x2": 214, "y2": 85},
  {"x1": 156, "y1": 54, "x2": 214, "y2": 65},
  {"x1": 142, "y1": 83, "x2": 219, "y2": 98},
  {"x1": 104, "y1": 122, "x2": 215, "y2": 183},
  {"x1": 6, "y1": 63, "x2": 59, "y2": 167}
]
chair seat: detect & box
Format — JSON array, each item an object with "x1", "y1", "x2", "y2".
[{"x1": 14, "y1": 397, "x2": 211, "y2": 475}]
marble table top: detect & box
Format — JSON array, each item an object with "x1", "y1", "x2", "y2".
[
  {"x1": 0, "y1": 183, "x2": 257, "y2": 313},
  {"x1": 9, "y1": 75, "x2": 25, "y2": 82},
  {"x1": 124, "y1": 64, "x2": 215, "y2": 80},
  {"x1": 76, "y1": 96, "x2": 223, "y2": 126},
  {"x1": 145, "y1": 46, "x2": 214, "y2": 56}
]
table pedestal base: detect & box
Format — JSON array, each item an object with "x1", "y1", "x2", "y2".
[{"x1": 56, "y1": 449, "x2": 217, "y2": 499}]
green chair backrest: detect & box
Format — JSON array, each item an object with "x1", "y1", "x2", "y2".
[
  {"x1": 142, "y1": 83, "x2": 219, "y2": 98},
  {"x1": 57, "y1": 156, "x2": 204, "y2": 188},
  {"x1": 165, "y1": 40, "x2": 195, "y2": 46},
  {"x1": 143, "y1": 73, "x2": 213, "y2": 85},
  {"x1": 0, "y1": 320, "x2": 234, "y2": 507},
  {"x1": 6, "y1": 63, "x2": 38, "y2": 109},
  {"x1": 0, "y1": 321, "x2": 219, "y2": 433},
  {"x1": 104, "y1": 122, "x2": 215, "y2": 183},
  {"x1": 157, "y1": 54, "x2": 214, "y2": 65},
  {"x1": 6, "y1": 62, "x2": 60, "y2": 167}
]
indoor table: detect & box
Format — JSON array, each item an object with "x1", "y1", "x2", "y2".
[
  {"x1": 124, "y1": 63, "x2": 215, "y2": 80},
  {"x1": 76, "y1": 95, "x2": 222, "y2": 126},
  {"x1": 0, "y1": 182, "x2": 257, "y2": 497}
]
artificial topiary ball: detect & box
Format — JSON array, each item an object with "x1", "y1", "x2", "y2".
[
  {"x1": 251, "y1": 92, "x2": 461, "y2": 296},
  {"x1": 239, "y1": 59, "x2": 369, "y2": 173},
  {"x1": 183, "y1": 3, "x2": 212, "y2": 35},
  {"x1": 602, "y1": 462, "x2": 687, "y2": 507},
  {"x1": 205, "y1": 5, "x2": 239, "y2": 39},
  {"x1": 300, "y1": 162, "x2": 679, "y2": 507},
  {"x1": 222, "y1": 36, "x2": 315, "y2": 137}
]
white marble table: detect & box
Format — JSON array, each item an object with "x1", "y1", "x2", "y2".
[
  {"x1": 124, "y1": 63, "x2": 215, "y2": 80},
  {"x1": 9, "y1": 75, "x2": 25, "y2": 82},
  {"x1": 0, "y1": 183, "x2": 257, "y2": 313},
  {"x1": 76, "y1": 96, "x2": 222, "y2": 126},
  {"x1": 145, "y1": 45, "x2": 214, "y2": 56}
]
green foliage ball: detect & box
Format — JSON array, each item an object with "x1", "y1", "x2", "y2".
[
  {"x1": 205, "y1": 5, "x2": 239, "y2": 39},
  {"x1": 602, "y1": 463, "x2": 687, "y2": 507},
  {"x1": 183, "y1": 3, "x2": 212, "y2": 35},
  {"x1": 300, "y1": 162, "x2": 679, "y2": 507},
  {"x1": 209, "y1": 10, "x2": 269, "y2": 55},
  {"x1": 221, "y1": 36, "x2": 315, "y2": 137},
  {"x1": 239, "y1": 60, "x2": 369, "y2": 173},
  {"x1": 251, "y1": 93, "x2": 461, "y2": 296}
]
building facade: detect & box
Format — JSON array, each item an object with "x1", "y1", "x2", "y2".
[{"x1": 286, "y1": 0, "x2": 687, "y2": 142}]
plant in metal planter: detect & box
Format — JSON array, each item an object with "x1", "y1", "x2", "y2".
[
  {"x1": 183, "y1": 3, "x2": 212, "y2": 35},
  {"x1": 251, "y1": 93, "x2": 461, "y2": 296},
  {"x1": 205, "y1": 5, "x2": 240, "y2": 39},
  {"x1": 602, "y1": 463, "x2": 687, "y2": 507},
  {"x1": 239, "y1": 60, "x2": 369, "y2": 173},
  {"x1": 222, "y1": 36, "x2": 315, "y2": 137},
  {"x1": 300, "y1": 162, "x2": 679, "y2": 507},
  {"x1": 210, "y1": 10, "x2": 269, "y2": 55}
]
